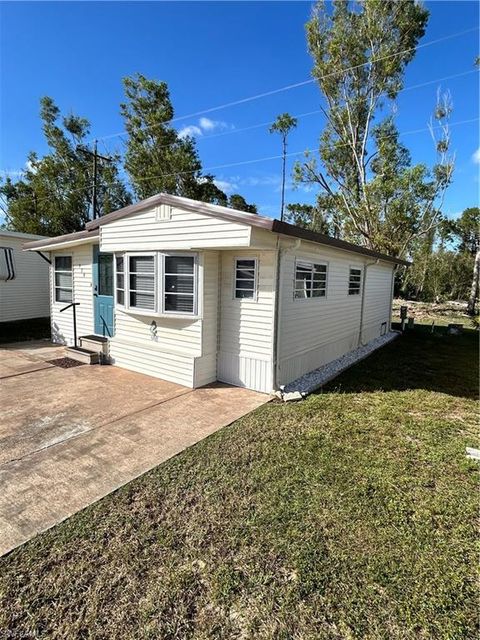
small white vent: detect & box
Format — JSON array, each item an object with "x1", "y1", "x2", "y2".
[{"x1": 156, "y1": 205, "x2": 172, "y2": 221}]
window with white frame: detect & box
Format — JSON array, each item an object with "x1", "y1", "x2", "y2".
[
  {"x1": 115, "y1": 255, "x2": 125, "y2": 306},
  {"x1": 234, "y1": 258, "x2": 257, "y2": 299},
  {"x1": 54, "y1": 255, "x2": 72, "y2": 303},
  {"x1": 129, "y1": 255, "x2": 155, "y2": 311},
  {"x1": 115, "y1": 252, "x2": 198, "y2": 316},
  {"x1": 294, "y1": 261, "x2": 327, "y2": 299},
  {"x1": 163, "y1": 255, "x2": 195, "y2": 314},
  {"x1": 348, "y1": 267, "x2": 362, "y2": 295}
]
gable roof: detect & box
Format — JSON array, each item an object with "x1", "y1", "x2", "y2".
[{"x1": 24, "y1": 192, "x2": 410, "y2": 266}]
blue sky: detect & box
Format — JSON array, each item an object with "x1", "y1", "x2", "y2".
[{"x1": 1, "y1": 0, "x2": 478, "y2": 220}]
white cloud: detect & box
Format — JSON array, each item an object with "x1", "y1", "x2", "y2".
[
  {"x1": 178, "y1": 117, "x2": 233, "y2": 139},
  {"x1": 213, "y1": 179, "x2": 238, "y2": 194},
  {"x1": 472, "y1": 147, "x2": 480, "y2": 164},
  {"x1": 178, "y1": 124, "x2": 203, "y2": 139},
  {"x1": 199, "y1": 117, "x2": 232, "y2": 132}
]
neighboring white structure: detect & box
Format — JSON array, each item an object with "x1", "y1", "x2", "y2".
[
  {"x1": 0, "y1": 230, "x2": 50, "y2": 323},
  {"x1": 24, "y1": 194, "x2": 408, "y2": 393}
]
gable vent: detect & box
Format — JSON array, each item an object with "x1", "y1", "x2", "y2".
[{"x1": 156, "y1": 205, "x2": 172, "y2": 221}]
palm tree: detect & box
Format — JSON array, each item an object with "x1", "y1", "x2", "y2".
[{"x1": 269, "y1": 113, "x2": 298, "y2": 221}]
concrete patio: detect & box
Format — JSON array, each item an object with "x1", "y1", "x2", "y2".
[{"x1": 0, "y1": 341, "x2": 269, "y2": 556}]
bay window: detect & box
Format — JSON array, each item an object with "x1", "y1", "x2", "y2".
[
  {"x1": 129, "y1": 255, "x2": 155, "y2": 311},
  {"x1": 164, "y1": 255, "x2": 195, "y2": 314},
  {"x1": 115, "y1": 252, "x2": 197, "y2": 316},
  {"x1": 115, "y1": 256, "x2": 125, "y2": 306}
]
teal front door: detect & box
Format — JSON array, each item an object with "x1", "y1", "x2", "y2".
[{"x1": 93, "y1": 245, "x2": 115, "y2": 337}]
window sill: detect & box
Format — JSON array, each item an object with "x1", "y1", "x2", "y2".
[{"x1": 118, "y1": 307, "x2": 201, "y2": 321}]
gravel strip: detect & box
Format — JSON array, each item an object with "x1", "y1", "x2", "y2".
[{"x1": 279, "y1": 332, "x2": 399, "y2": 401}]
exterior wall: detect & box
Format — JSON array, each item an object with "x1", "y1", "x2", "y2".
[
  {"x1": 277, "y1": 241, "x2": 394, "y2": 386},
  {"x1": 50, "y1": 244, "x2": 95, "y2": 345},
  {"x1": 0, "y1": 234, "x2": 50, "y2": 322},
  {"x1": 217, "y1": 250, "x2": 276, "y2": 393},
  {"x1": 100, "y1": 204, "x2": 252, "y2": 252},
  {"x1": 109, "y1": 251, "x2": 220, "y2": 389}
]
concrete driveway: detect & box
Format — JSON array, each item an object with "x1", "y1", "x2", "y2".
[{"x1": 0, "y1": 341, "x2": 269, "y2": 556}]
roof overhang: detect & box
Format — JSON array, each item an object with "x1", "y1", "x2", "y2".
[
  {"x1": 272, "y1": 221, "x2": 411, "y2": 267},
  {"x1": 20, "y1": 192, "x2": 410, "y2": 267},
  {"x1": 23, "y1": 229, "x2": 99, "y2": 252}
]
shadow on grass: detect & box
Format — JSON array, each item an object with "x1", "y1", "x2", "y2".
[{"x1": 320, "y1": 324, "x2": 479, "y2": 400}]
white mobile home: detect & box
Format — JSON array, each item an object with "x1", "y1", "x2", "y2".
[
  {"x1": 24, "y1": 194, "x2": 408, "y2": 393},
  {"x1": 0, "y1": 230, "x2": 50, "y2": 324}
]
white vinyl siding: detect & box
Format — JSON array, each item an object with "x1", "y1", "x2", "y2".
[
  {"x1": 49, "y1": 244, "x2": 95, "y2": 345},
  {"x1": 277, "y1": 243, "x2": 394, "y2": 386},
  {"x1": 217, "y1": 250, "x2": 275, "y2": 393},
  {"x1": 0, "y1": 233, "x2": 50, "y2": 323},
  {"x1": 100, "y1": 205, "x2": 252, "y2": 252},
  {"x1": 109, "y1": 251, "x2": 218, "y2": 388}
]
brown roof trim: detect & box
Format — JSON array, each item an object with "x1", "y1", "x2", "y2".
[
  {"x1": 86, "y1": 192, "x2": 273, "y2": 231},
  {"x1": 23, "y1": 228, "x2": 99, "y2": 250},
  {"x1": 272, "y1": 220, "x2": 411, "y2": 266}
]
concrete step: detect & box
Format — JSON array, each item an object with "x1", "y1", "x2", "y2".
[
  {"x1": 65, "y1": 346, "x2": 100, "y2": 365},
  {"x1": 79, "y1": 335, "x2": 109, "y2": 355}
]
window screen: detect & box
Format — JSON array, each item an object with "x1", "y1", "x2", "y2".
[
  {"x1": 54, "y1": 255, "x2": 72, "y2": 303},
  {"x1": 129, "y1": 255, "x2": 155, "y2": 310},
  {"x1": 348, "y1": 267, "x2": 362, "y2": 295},
  {"x1": 164, "y1": 255, "x2": 195, "y2": 313},
  {"x1": 294, "y1": 261, "x2": 327, "y2": 298},
  {"x1": 235, "y1": 258, "x2": 256, "y2": 299}
]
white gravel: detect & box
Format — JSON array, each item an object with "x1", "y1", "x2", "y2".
[{"x1": 279, "y1": 332, "x2": 399, "y2": 401}]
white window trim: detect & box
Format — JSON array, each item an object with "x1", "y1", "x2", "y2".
[
  {"x1": 114, "y1": 253, "x2": 126, "y2": 309},
  {"x1": 53, "y1": 253, "x2": 73, "y2": 305},
  {"x1": 161, "y1": 252, "x2": 198, "y2": 316},
  {"x1": 348, "y1": 265, "x2": 363, "y2": 296},
  {"x1": 293, "y1": 259, "x2": 329, "y2": 301},
  {"x1": 233, "y1": 256, "x2": 258, "y2": 302},
  {"x1": 126, "y1": 252, "x2": 157, "y2": 313},
  {"x1": 115, "y1": 251, "x2": 199, "y2": 318}
]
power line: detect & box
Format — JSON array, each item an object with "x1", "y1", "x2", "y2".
[
  {"x1": 94, "y1": 26, "x2": 478, "y2": 143},
  {"x1": 96, "y1": 67, "x2": 479, "y2": 162},
  {"x1": 15, "y1": 116, "x2": 478, "y2": 210}
]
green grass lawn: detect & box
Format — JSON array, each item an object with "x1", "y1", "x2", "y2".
[{"x1": 1, "y1": 326, "x2": 478, "y2": 639}]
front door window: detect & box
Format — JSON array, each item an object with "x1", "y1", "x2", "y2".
[{"x1": 98, "y1": 253, "x2": 113, "y2": 296}]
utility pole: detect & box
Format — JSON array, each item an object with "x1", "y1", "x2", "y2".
[{"x1": 77, "y1": 140, "x2": 112, "y2": 220}]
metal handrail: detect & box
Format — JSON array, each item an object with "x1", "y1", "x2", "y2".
[{"x1": 59, "y1": 302, "x2": 81, "y2": 347}]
